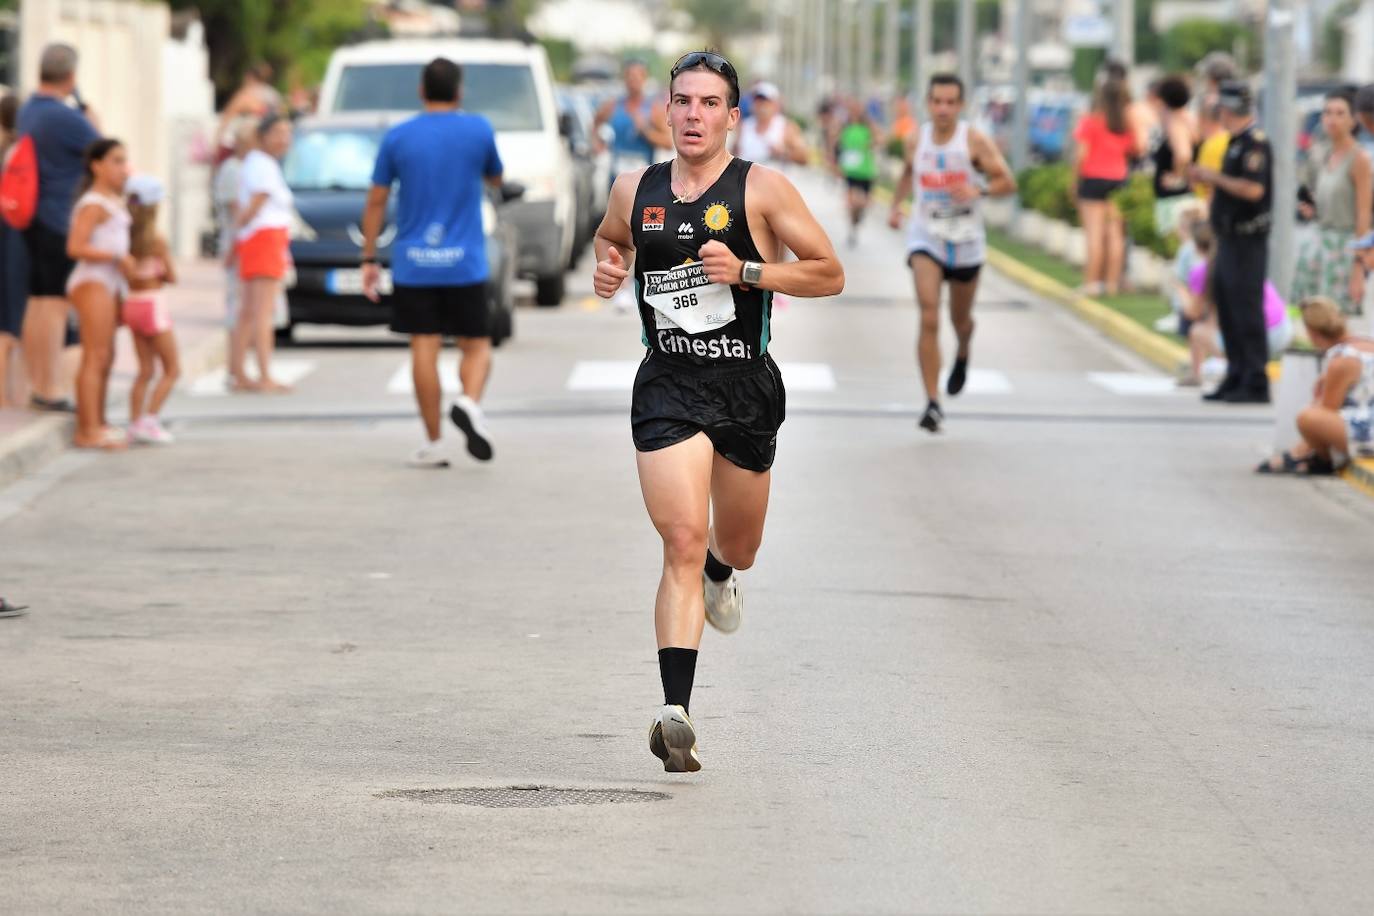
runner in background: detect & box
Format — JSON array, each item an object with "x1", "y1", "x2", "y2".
[
  {"x1": 733, "y1": 83, "x2": 808, "y2": 167},
  {"x1": 835, "y1": 97, "x2": 879, "y2": 248},
  {"x1": 888, "y1": 73, "x2": 1016, "y2": 434}
]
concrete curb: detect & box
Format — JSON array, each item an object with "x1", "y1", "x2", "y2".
[
  {"x1": 0, "y1": 413, "x2": 75, "y2": 491},
  {"x1": 984, "y1": 247, "x2": 1190, "y2": 374},
  {"x1": 1343, "y1": 460, "x2": 1374, "y2": 499},
  {"x1": 0, "y1": 325, "x2": 224, "y2": 492}
]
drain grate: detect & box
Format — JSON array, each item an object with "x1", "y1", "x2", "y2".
[{"x1": 378, "y1": 786, "x2": 670, "y2": 808}]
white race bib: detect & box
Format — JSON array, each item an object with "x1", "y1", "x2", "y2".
[
  {"x1": 611, "y1": 152, "x2": 650, "y2": 176},
  {"x1": 641, "y1": 260, "x2": 736, "y2": 335},
  {"x1": 924, "y1": 202, "x2": 981, "y2": 243},
  {"x1": 839, "y1": 149, "x2": 866, "y2": 172}
]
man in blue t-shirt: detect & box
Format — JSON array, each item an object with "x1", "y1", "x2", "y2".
[
  {"x1": 362, "y1": 57, "x2": 503, "y2": 467},
  {"x1": 16, "y1": 43, "x2": 101, "y2": 411}
]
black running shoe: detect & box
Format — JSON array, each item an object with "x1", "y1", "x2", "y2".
[
  {"x1": 918, "y1": 401, "x2": 943, "y2": 433},
  {"x1": 946, "y1": 356, "x2": 969, "y2": 396}
]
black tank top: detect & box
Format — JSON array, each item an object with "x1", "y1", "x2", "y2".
[
  {"x1": 1152, "y1": 132, "x2": 1189, "y2": 199},
  {"x1": 630, "y1": 158, "x2": 771, "y2": 367}
]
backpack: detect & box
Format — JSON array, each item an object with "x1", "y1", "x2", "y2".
[{"x1": 0, "y1": 135, "x2": 39, "y2": 230}]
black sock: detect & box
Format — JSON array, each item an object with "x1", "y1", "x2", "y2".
[
  {"x1": 658, "y1": 647, "x2": 698, "y2": 714},
  {"x1": 703, "y1": 549, "x2": 733, "y2": 583}
]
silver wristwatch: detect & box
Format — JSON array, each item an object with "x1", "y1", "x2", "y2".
[{"x1": 740, "y1": 261, "x2": 764, "y2": 285}]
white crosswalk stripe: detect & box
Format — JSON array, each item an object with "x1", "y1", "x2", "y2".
[
  {"x1": 187, "y1": 359, "x2": 318, "y2": 397},
  {"x1": 1088, "y1": 372, "x2": 1182, "y2": 396},
  {"x1": 386, "y1": 356, "x2": 465, "y2": 395},
  {"x1": 939, "y1": 367, "x2": 1013, "y2": 394}
]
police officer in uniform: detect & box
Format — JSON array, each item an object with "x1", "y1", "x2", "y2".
[{"x1": 1189, "y1": 81, "x2": 1273, "y2": 403}]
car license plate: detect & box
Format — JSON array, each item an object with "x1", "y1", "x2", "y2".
[{"x1": 326, "y1": 268, "x2": 392, "y2": 296}]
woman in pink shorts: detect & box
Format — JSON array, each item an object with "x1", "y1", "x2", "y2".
[{"x1": 122, "y1": 175, "x2": 180, "y2": 444}]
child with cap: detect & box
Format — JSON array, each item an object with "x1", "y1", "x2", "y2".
[{"x1": 123, "y1": 174, "x2": 180, "y2": 444}]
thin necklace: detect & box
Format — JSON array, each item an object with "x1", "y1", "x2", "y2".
[{"x1": 672, "y1": 156, "x2": 731, "y2": 204}]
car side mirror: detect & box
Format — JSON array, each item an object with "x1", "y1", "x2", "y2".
[
  {"x1": 558, "y1": 111, "x2": 576, "y2": 140},
  {"x1": 500, "y1": 181, "x2": 525, "y2": 203}
]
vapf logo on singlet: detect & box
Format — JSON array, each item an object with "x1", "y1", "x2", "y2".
[
  {"x1": 703, "y1": 202, "x2": 732, "y2": 234},
  {"x1": 642, "y1": 206, "x2": 666, "y2": 231}
]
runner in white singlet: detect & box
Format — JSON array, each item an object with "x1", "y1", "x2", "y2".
[
  {"x1": 733, "y1": 82, "x2": 808, "y2": 167},
  {"x1": 888, "y1": 73, "x2": 1016, "y2": 434}
]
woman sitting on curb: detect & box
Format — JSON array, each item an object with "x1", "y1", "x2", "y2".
[{"x1": 1258, "y1": 296, "x2": 1374, "y2": 475}]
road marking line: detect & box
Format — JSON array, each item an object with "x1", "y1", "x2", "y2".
[
  {"x1": 939, "y1": 367, "x2": 1013, "y2": 394},
  {"x1": 188, "y1": 359, "x2": 318, "y2": 397},
  {"x1": 1087, "y1": 372, "x2": 1178, "y2": 396},
  {"x1": 386, "y1": 356, "x2": 462, "y2": 395},
  {"x1": 565, "y1": 360, "x2": 838, "y2": 392}
]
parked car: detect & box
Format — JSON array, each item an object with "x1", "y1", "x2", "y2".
[
  {"x1": 557, "y1": 89, "x2": 610, "y2": 267},
  {"x1": 280, "y1": 114, "x2": 521, "y2": 344},
  {"x1": 318, "y1": 39, "x2": 576, "y2": 306}
]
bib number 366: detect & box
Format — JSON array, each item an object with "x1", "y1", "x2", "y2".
[{"x1": 672, "y1": 293, "x2": 699, "y2": 310}]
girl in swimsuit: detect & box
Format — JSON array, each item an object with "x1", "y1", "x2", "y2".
[
  {"x1": 123, "y1": 176, "x2": 180, "y2": 444},
  {"x1": 66, "y1": 139, "x2": 134, "y2": 450}
]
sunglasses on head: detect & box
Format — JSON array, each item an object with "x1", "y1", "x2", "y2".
[{"x1": 670, "y1": 51, "x2": 738, "y2": 82}]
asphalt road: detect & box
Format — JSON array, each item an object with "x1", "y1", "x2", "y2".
[{"x1": 3, "y1": 173, "x2": 1373, "y2": 914}]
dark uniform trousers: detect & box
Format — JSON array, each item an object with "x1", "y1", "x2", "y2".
[{"x1": 1214, "y1": 233, "x2": 1271, "y2": 393}]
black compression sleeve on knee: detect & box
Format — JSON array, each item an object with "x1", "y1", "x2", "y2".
[
  {"x1": 658, "y1": 647, "x2": 698, "y2": 714},
  {"x1": 704, "y1": 549, "x2": 733, "y2": 583}
]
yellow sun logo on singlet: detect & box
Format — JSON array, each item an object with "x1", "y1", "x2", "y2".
[{"x1": 703, "y1": 202, "x2": 732, "y2": 234}]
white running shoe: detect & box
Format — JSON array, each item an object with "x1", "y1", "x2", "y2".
[
  {"x1": 449, "y1": 395, "x2": 494, "y2": 461},
  {"x1": 648, "y1": 704, "x2": 701, "y2": 773},
  {"x1": 407, "y1": 441, "x2": 450, "y2": 469},
  {"x1": 703, "y1": 571, "x2": 742, "y2": 634},
  {"x1": 130, "y1": 416, "x2": 175, "y2": 445}
]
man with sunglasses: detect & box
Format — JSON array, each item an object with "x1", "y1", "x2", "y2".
[{"x1": 593, "y1": 51, "x2": 844, "y2": 773}]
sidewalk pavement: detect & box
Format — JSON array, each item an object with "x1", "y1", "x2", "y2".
[{"x1": 0, "y1": 259, "x2": 227, "y2": 488}]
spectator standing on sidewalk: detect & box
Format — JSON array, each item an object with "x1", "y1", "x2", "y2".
[
  {"x1": 16, "y1": 43, "x2": 101, "y2": 413},
  {"x1": 215, "y1": 122, "x2": 255, "y2": 387},
  {"x1": 1189, "y1": 81, "x2": 1274, "y2": 404},
  {"x1": 232, "y1": 115, "x2": 294, "y2": 393},
  {"x1": 1293, "y1": 89, "x2": 1372, "y2": 316},
  {"x1": 122, "y1": 175, "x2": 180, "y2": 445},
  {"x1": 1071, "y1": 77, "x2": 1138, "y2": 296},
  {"x1": 66, "y1": 139, "x2": 133, "y2": 450},
  {"x1": 361, "y1": 57, "x2": 503, "y2": 467},
  {"x1": 1149, "y1": 76, "x2": 1198, "y2": 238},
  {"x1": 0, "y1": 92, "x2": 30, "y2": 407},
  {"x1": 215, "y1": 63, "x2": 283, "y2": 166}
]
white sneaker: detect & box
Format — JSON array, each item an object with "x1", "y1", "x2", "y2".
[
  {"x1": 407, "y1": 441, "x2": 450, "y2": 469},
  {"x1": 648, "y1": 704, "x2": 701, "y2": 773},
  {"x1": 703, "y1": 571, "x2": 742, "y2": 634},
  {"x1": 449, "y1": 395, "x2": 493, "y2": 461},
  {"x1": 130, "y1": 416, "x2": 175, "y2": 445}
]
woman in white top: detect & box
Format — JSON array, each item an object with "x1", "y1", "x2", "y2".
[
  {"x1": 233, "y1": 115, "x2": 294, "y2": 393},
  {"x1": 66, "y1": 138, "x2": 134, "y2": 450}
]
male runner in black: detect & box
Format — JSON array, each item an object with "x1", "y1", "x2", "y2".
[{"x1": 592, "y1": 51, "x2": 844, "y2": 772}]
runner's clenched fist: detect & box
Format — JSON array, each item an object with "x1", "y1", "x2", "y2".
[
  {"x1": 595, "y1": 246, "x2": 629, "y2": 299},
  {"x1": 699, "y1": 240, "x2": 742, "y2": 286}
]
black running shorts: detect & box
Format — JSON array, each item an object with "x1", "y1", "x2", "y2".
[
  {"x1": 391, "y1": 282, "x2": 489, "y2": 337},
  {"x1": 631, "y1": 352, "x2": 786, "y2": 473},
  {"x1": 909, "y1": 251, "x2": 982, "y2": 284}
]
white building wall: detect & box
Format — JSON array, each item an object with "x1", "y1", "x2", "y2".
[
  {"x1": 1345, "y1": 0, "x2": 1374, "y2": 83},
  {"x1": 19, "y1": 0, "x2": 215, "y2": 258}
]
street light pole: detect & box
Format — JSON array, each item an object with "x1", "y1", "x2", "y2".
[
  {"x1": 1010, "y1": 0, "x2": 1030, "y2": 172},
  {"x1": 1113, "y1": 0, "x2": 1134, "y2": 66},
  {"x1": 883, "y1": 0, "x2": 900, "y2": 98},
  {"x1": 857, "y1": 0, "x2": 874, "y2": 100},
  {"x1": 957, "y1": 0, "x2": 976, "y2": 92},
  {"x1": 912, "y1": 0, "x2": 933, "y2": 98},
  {"x1": 1267, "y1": 0, "x2": 1297, "y2": 299},
  {"x1": 839, "y1": 0, "x2": 854, "y2": 95}
]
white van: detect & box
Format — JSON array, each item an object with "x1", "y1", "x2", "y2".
[{"x1": 319, "y1": 39, "x2": 575, "y2": 305}]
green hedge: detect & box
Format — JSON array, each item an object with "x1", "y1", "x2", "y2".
[{"x1": 1016, "y1": 163, "x2": 1177, "y2": 259}]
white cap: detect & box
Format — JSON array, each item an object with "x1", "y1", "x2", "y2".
[
  {"x1": 126, "y1": 174, "x2": 165, "y2": 205},
  {"x1": 753, "y1": 81, "x2": 781, "y2": 102}
]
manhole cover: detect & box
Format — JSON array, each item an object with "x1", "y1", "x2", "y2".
[{"x1": 378, "y1": 786, "x2": 670, "y2": 808}]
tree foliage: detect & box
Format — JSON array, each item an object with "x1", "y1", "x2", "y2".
[
  {"x1": 674, "y1": 0, "x2": 763, "y2": 52},
  {"x1": 165, "y1": 0, "x2": 378, "y2": 104},
  {"x1": 1159, "y1": 18, "x2": 1255, "y2": 72}
]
